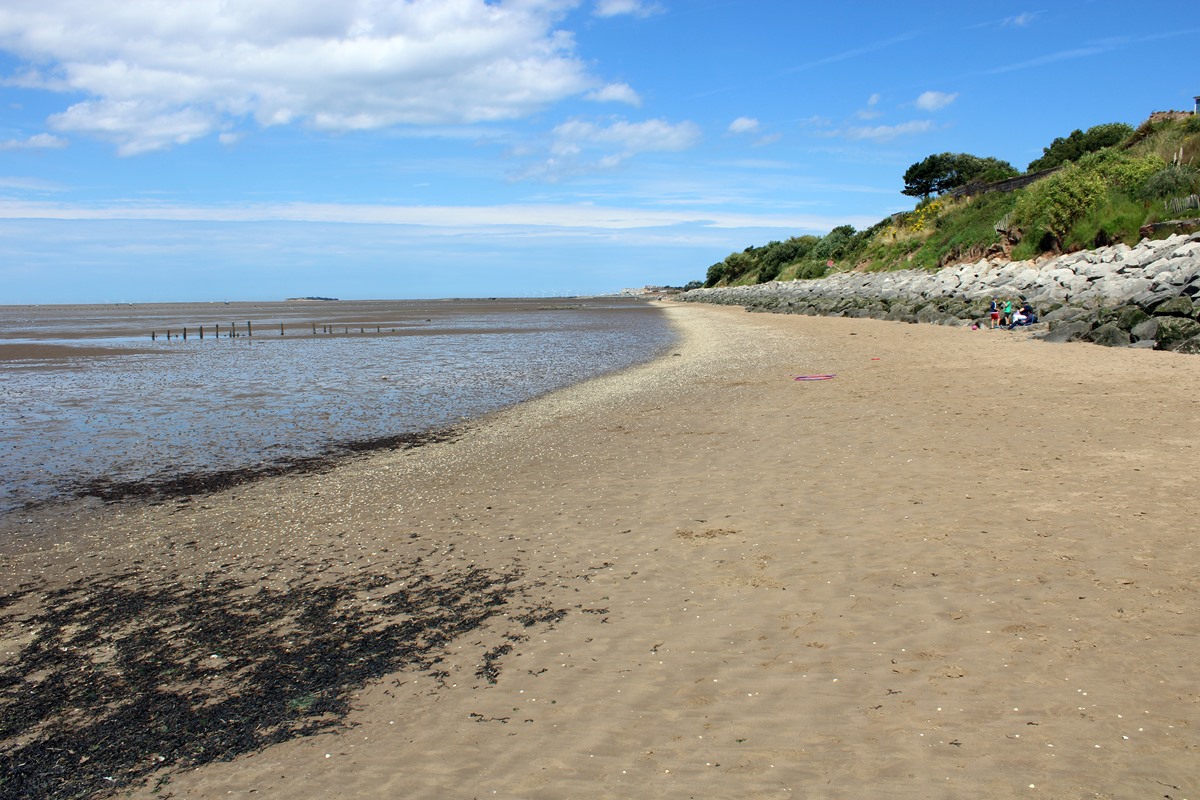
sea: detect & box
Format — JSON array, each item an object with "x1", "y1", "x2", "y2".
[{"x1": 0, "y1": 298, "x2": 676, "y2": 515}]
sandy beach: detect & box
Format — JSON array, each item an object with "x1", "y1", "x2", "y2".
[{"x1": 3, "y1": 302, "x2": 1199, "y2": 800}]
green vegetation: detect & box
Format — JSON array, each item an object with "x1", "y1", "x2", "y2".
[
  {"x1": 865, "y1": 191, "x2": 1019, "y2": 271},
  {"x1": 1026, "y1": 122, "x2": 1134, "y2": 171},
  {"x1": 700, "y1": 115, "x2": 1200, "y2": 289},
  {"x1": 901, "y1": 152, "x2": 1019, "y2": 198}
]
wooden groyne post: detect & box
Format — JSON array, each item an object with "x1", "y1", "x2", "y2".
[{"x1": 152, "y1": 318, "x2": 395, "y2": 340}]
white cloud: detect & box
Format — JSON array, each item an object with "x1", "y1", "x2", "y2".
[
  {"x1": 550, "y1": 117, "x2": 700, "y2": 155},
  {"x1": 0, "y1": 0, "x2": 597, "y2": 154},
  {"x1": 0, "y1": 133, "x2": 68, "y2": 150},
  {"x1": 519, "y1": 116, "x2": 701, "y2": 180},
  {"x1": 854, "y1": 93, "x2": 883, "y2": 120},
  {"x1": 0, "y1": 176, "x2": 66, "y2": 191},
  {"x1": 915, "y1": 90, "x2": 958, "y2": 111},
  {"x1": 727, "y1": 117, "x2": 759, "y2": 134},
  {"x1": 1004, "y1": 12, "x2": 1039, "y2": 27},
  {"x1": 593, "y1": 0, "x2": 665, "y2": 18},
  {"x1": 968, "y1": 11, "x2": 1041, "y2": 30},
  {"x1": 844, "y1": 120, "x2": 934, "y2": 142},
  {"x1": 585, "y1": 82, "x2": 642, "y2": 106},
  {"x1": 0, "y1": 197, "x2": 851, "y2": 231}
]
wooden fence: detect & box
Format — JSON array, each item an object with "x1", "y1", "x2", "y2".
[
  {"x1": 1165, "y1": 194, "x2": 1200, "y2": 215},
  {"x1": 944, "y1": 167, "x2": 1062, "y2": 200}
]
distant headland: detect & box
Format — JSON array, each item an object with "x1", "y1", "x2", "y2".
[{"x1": 285, "y1": 296, "x2": 339, "y2": 301}]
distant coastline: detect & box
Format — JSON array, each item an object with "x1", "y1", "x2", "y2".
[{"x1": 285, "y1": 296, "x2": 339, "y2": 301}]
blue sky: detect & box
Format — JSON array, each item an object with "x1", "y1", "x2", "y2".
[{"x1": 1, "y1": 0, "x2": 1196, "y2": 303}]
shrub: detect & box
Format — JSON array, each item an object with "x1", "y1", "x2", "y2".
[
  {"x1": 1012, "y1": 163, "x2": 1108, "y2": 244},
  {"x1": 1028, "y1": 122, "x2": 1134, "y2": 171},
  {"x1": 811, "y1": 225, "x2": 856, "y2": 262},
  {"x1": 1078, "y1": 150, "x2": 1166, "y2": 193},
  {"x1": 1063, "y1": 190, "x2": 1148, "y2": 250},
  {"x1": 794, "y1": 261, "x2": 829, "y2": 280},
  {"x1": 1139, "y1": 164, "x2": 1200, "y2": 200}
]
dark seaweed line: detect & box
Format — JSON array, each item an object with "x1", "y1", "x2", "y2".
[
  {"x1": 0, "y1": 551, "x2": 568, "y2": 800},
  {"x1": 33, "y1": 427, "x2": 462, "y2": 509}
]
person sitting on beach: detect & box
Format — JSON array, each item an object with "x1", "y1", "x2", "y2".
[{"x1": 1008, "y1": 302, "x2": 1038, "y2": 329}]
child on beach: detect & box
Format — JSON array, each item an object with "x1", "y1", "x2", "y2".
[{"x1": 989, "y1": 299, "x2": 1000, "y2": 329}]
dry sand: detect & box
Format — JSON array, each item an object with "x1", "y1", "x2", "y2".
[{"x1": 3, "y1": 302, "x2": 1199, "y2": 799}]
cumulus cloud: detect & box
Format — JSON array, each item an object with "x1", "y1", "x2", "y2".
[
  {"x1": 915, "y1": 90, "x2": 959, "y2": 111},
  {"x1": 0, "y1": 0, "x2": 598, "y2": 154},
  {"x1": 585, "y1": 82, "x2": 642, "y2": 106},
  {"x1": 0, "y1": 133, "x2": 68, "y2": 150},
  {"x1": 593, "y1": 0, "x2": 665, "y2": 18},
  {"x1": 844, "y1": 120, "x2": 934, "y2": 142},
  {"x1": 727, "y1": 117, "x2": 759, "y2": 134}
]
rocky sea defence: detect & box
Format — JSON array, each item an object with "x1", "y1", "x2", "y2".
[{"x1": 676, "y1": 231, "x2": 1200, "y2": 352}]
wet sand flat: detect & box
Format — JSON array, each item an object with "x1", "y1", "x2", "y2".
[{"x1": 2, "y1": 303, "x2": 1199, "y2": 800}]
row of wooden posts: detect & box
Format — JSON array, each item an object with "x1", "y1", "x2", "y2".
[{"x1": 150, "y1": 322, "x2": 392, "y2": 341}]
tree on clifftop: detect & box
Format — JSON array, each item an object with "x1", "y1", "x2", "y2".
[
  {"x1": 902, "y1": 152, "x2": 1018, "y2": 198},
  {"x1": 1026, "y1": 122, "x2": 1134, "y2": 172}
]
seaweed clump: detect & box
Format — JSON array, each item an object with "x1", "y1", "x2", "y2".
[{"x1": 0, "y1": 546, "x2": 565, "y2": 799}]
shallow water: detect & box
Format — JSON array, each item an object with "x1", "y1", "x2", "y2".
[{"x1": 0, "y1": 298, "x2": 674, "y2": 513}]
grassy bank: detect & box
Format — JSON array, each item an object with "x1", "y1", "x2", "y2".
[{"x1": 702, "y1": 115, "x2": 1200, "y2": 288}]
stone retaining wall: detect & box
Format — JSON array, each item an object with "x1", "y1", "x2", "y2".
[{"x1": 675, "y1": 232, "x2": 1200, "y2": 353}]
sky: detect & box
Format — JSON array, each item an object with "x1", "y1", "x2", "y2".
[{"x1": 0, "y1": 0, "x2": 1197, "y2": 303}]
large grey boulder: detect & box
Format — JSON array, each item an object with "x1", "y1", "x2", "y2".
[
  {"x1": 1154, "y1": 296, "x2": 1198, "y2": 319},
  {"x1": 1042, "y1": 305, "x2": 1088, "y2": 323},
  {"x1": 1130, "y1": 317, "x2": 1161, "y2": 342},
  {"x1": 1129, "y1": 287, "x2": 1180, "y2": 310},
  {"x1": 1154, "y1": 317, "x2": 1200, "y2": 350},
  {"x1": 1087, "y1": 322, "x2": 1131, "y2": 348},
  {"x1": 1042, "y1": 320, "x2": 1094, "y2": 343},
  {"x1": 1173, "y1": 334, "x2": 1200, "y2": 355}
]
